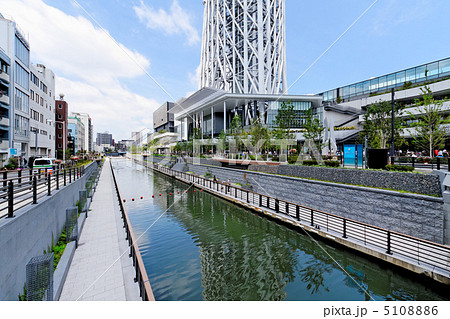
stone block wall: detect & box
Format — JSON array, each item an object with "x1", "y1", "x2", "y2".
[
  {"x1": 249, "y1": 164, "x2": 442, "y2": 197},
  {"x1": 179, "y1": 163, "x2": 445, "y2": 244}
]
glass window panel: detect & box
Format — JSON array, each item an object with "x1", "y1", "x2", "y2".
[
  {"x1": 378, "y1": 76, "x2": 387, "y2": 90},
  {"x1": 370, "y1": 78, "x2": 378, "y2": 92},
  {"x1": 416, "y1": 65, "x2": 426, "y2": 82},
  {"x1": 349, "y1": 84, "x2": 356, "y2": 96},
  {"x1": 405, "y1": 68, "x2": 415, "y2": 82},
  {"x1": 387, "y1": 74, "x2": 395, "y2": 87},
  {"x1": 439, "y1": 58, "x2": 450, "y2": 76},
  {"x1": 396, "y1": 71, "x2": 406, "y2": 84},
  {"x1": 356, "y1": 82, "x2": 363, "y2": 95},
  {"x1": 426, "y1": 62, "x2": 439, "y2": 79},
  {"x1": 342, "y1": 86, "x2": 349, "y2": 98},
  {"x1": 363, "y1": 81, "x2": 370, "y2": 94}
]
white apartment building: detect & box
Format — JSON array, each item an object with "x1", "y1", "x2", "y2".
[
  {"x1": 29, "y1": 63, "x2": 55, "y2": 158},
  {"x1": 0, "y1": 14, "x2": 31, "y2": 163}
]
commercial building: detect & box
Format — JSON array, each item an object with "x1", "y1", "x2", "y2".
[
  {"x1": 68, "y1": 115, "x2": 85, "y2": 154},
  {"x1": 319, "y1": 57, "x2": 450, "y2": 149},
  {"x1": 55, "y1": 96, "x2": 68, "y2": 159},
  {"x1": 200, "y1": 0, "x2": 287, "y2": 94},
  {"x1": 71, "y1": 112, "x2": 93, "y2": 152},
  {"x1": 96, "y1": 132, "x2": 114, "y2": 152},
  {"x1": 29, "y1": 64, "x2": 55, "y2": 158},
  {"x1": 173, "y1": 87, "x2": 321, "y2": 141},
  {"x1": 0, "y1": 14, "x2": 31, "y2": 162},
  {"x1": 153, "y1": 102, "x2": 175, "y2": 133},
  {"x1": 0, "y1": 48, "x2": 10, "y2": 167}
]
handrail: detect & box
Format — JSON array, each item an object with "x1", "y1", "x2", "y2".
[
  {"x1": 138, "y1": 158, "x2": 450, "y2": 276},
  {"x1": 110, "y1": 160, "x2": 155, "y2": 301},
  {"x1": 0, "y1": 161, "x2": 99, "y2": 219}
]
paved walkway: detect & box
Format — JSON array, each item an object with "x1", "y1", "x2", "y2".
[{"x1": 59, "y1": 158, "x2": 140, "y2": 301}]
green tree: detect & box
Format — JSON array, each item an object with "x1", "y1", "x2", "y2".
[
  {"x1": 229, "y1": 114, "x2": 244, "y2": 155},
  {"x1": 273, "y1": 101, "x2": 296, "y2": 140},
  {"x1": 303, "y1": 108, "x2": 325, "y2": 154},
  {"x1": 217, "y1": 130, "x2": 228, "y2": 155},
  {"x1": 361, "y1": 100, "x2": 404, "y2": 149},
  {"x1": 408, "y1": 86, "x2": 447, "y2": 157},
  {"x1": 249, "y1": 117, "x2": 271, "y2": 160}
]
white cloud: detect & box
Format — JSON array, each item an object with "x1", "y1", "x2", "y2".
[
  {"x1": 0, "y1": 0, "x2": 157, "y2": 139},
  {"x1": 188, "y1": 63, "x2": 202, "y2": 89},
  {"x1": 134, "y1": 0, "x2": 200, "y2": 46}
]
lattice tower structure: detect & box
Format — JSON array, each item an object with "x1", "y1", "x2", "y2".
[{"x1": 200, "y1": 0, "x2": 287, "y2": 94}]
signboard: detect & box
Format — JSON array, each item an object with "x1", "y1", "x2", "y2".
[
  {"x1": 343, "y1": 144, "x2": 363, "y2": 167},
  {"x1": 10, "y1": 148, "x2": 17, "y2": 156}
]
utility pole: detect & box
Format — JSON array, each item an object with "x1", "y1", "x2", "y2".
[{"x1": 391, "y1": 88, "x2": 395, "y2": 162}]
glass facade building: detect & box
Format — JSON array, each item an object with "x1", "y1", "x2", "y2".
[{"x1": 321, "y1": 57, "x2": 450, "y2": 103}]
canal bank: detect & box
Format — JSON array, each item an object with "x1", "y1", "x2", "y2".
[
  {"x1": 115, "y1": 157, "x2": 449, "y2": 300},
  {"x1": 128, "y1": 156, "x2": 450, "y2": 288},
  {"x1": 59, "y1": 158, "x2": 150, "y2": 301}
]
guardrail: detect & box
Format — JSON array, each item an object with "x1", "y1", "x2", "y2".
[
  {"x1": 390, "y1": 156, "x2": 450, "y2": 171},
  {"x1": 0, "y1": 162, "x2": 100, "y2": 219},
  {"x1": 110, "y1": 160, "x2": 155, "y2": 301},
  {"x1": 141, "y1": 160, "x2": 450, "y2": 277}
]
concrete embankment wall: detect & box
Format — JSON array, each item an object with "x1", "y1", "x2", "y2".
[
  {"x1": 177, "y1": 163, "x2": 445, "y2": 245},
  {"x1": 0, "y1": 163, "x2": 97, "y2": 301}
]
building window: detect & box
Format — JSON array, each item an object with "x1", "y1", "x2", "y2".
[
  {"x1": 14, "y1": 62, "x2": 29, "y2": 90},
  {"x1": 58, "y1": 114, "x2": 62, "y2": 120},
  {"x1": 58, "y1": 124, "x2": 62, "y2": 129},
  {"x1": 14, "y1": 88, "x2": 29, "y2": 113},
  {"x1": 58, "y1": 104, "x2": 62, "y2": 109},
  {"x1": 15, "y1": 35, "x2": 30, "y2": 66},
  {"x1": 58, "y1": 143, "x2": 62, "y2": 148},
  {"x1": 58, "y1": 134, "x2": 62, "y2": 138}
]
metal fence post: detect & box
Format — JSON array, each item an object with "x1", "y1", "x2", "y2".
[
  {"x1": 56, "y1": 169, "x2": 59, "y2": 190},
  {"x1": 18, "y1": 170, "x2": 22, "y2": 185},
  {"x1": 7, "y1": 180, "x2": 14, "y2": 218},
  {"x1": 3, "y1": 171, "x2": 7, "y2": 187},
  {"x1": 275, "y1": 199, "x2": 279, "y2": 212},
  {"x1": 64, "y1": 169, "x2": 67, "y2": 186},
  {"x1": 412, "y1": 157, "x2": 415, "y2": 169},
  {"x1": 296, "y1": 205, "x2": 300, "y2": 220},
  {"x1": 33, "y1": 176, "x2": 37, "y2": 204},
  {"x1": 386, "y1": 231, "x2": 392, "y2": 255},
  {"x1": 310, "y1": 209, "x2": 314, "y2": 226},
  {"x1": 47, "y1": 174, "x2": 51, "y2": 196},
  {"x1": 437, "y1": 157, "x2": 441, "y2": 170},
  {"x1": 69, "y1": 168, "x2": 72, "y2": 183},
  {"x1": 343, "y1": 219, "x2": 347, "y2": 238}
]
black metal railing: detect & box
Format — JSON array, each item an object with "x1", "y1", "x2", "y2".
[
  {"x1": 0, "y1": 162, "x2": 99, "y2": 219},
  {"x1": 139, "y1": 159, "x2": 450, "y2": 276},
  {"x1": 110, "y1": 160, "x2": 155, "y2": 301},
  {"x1": 390, "y1": 156, "x2": 450, "y2": 171}
]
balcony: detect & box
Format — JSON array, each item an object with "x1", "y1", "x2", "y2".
[
  {"x1": 0, "y1": 117, "x2": 9, "y2": 127},
  {"x1": 0, "y1": 94, "x2": 9, "y2": 105},
  {"x1": 0, "y1": 70, "x2": 9, "y2": 84}
]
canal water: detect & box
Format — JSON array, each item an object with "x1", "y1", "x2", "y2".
[{"x1": 112, "y1": 158, "x2": 449, "y2": 301}]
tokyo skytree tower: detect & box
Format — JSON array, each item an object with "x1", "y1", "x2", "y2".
[{"x1": 199, "y1": 0, "x2": 287, "y2": 94}]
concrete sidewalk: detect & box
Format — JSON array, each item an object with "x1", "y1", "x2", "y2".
[{"x1": 59, "y1": 158, "x2": 140, "y2": 301}]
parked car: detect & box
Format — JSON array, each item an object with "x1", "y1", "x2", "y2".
[{"x1": 33, "y1": 157, "x2": 57, "y2": 174}]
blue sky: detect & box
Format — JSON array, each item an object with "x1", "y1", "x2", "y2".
[{"x1": 1, "y1": 0, "x2": 449, "y2": 140}]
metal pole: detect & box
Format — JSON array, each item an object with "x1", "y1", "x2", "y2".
[
  {"x1": 390, "y1": 88, "x2": 395, "y2": 157},
  {"x1": 7, "y1": 181, "x2": 14, "y2": 218},
  {"x1": 33, "y1": 176, "x2": 37, "y2": 204},
  {"x1": 47, "y1": 174, "x2": 51, "y2": 196}
]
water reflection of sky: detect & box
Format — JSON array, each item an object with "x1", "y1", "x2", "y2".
[{"x1": 112, "y1": 159, "x2": 449, "y2": 301}]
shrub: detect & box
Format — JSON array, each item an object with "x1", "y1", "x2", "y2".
[
  {"x1": 385, "y1": 164, "x2": 415, "y2": 172},
  {"x1": 288, "y1": 156, "x2": 298, "y2": 164},
  {"x1": 324, "y1": 160, "x2": 340, "y2": 167},
  {"x1": 303, "y1": 160, "x2": 318, "y2": 166}
]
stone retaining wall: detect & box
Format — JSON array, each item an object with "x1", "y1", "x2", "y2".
[
  {"x1": 249, "y1": 164, "x2": 442, "y2": 197},
  {"x1": 181, "y1": 163, "x2": 445, "y2": 244}
]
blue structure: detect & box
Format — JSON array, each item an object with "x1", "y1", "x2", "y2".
[{"x1": 343, "y1": 144, "x2": 363, "y2": 167}]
